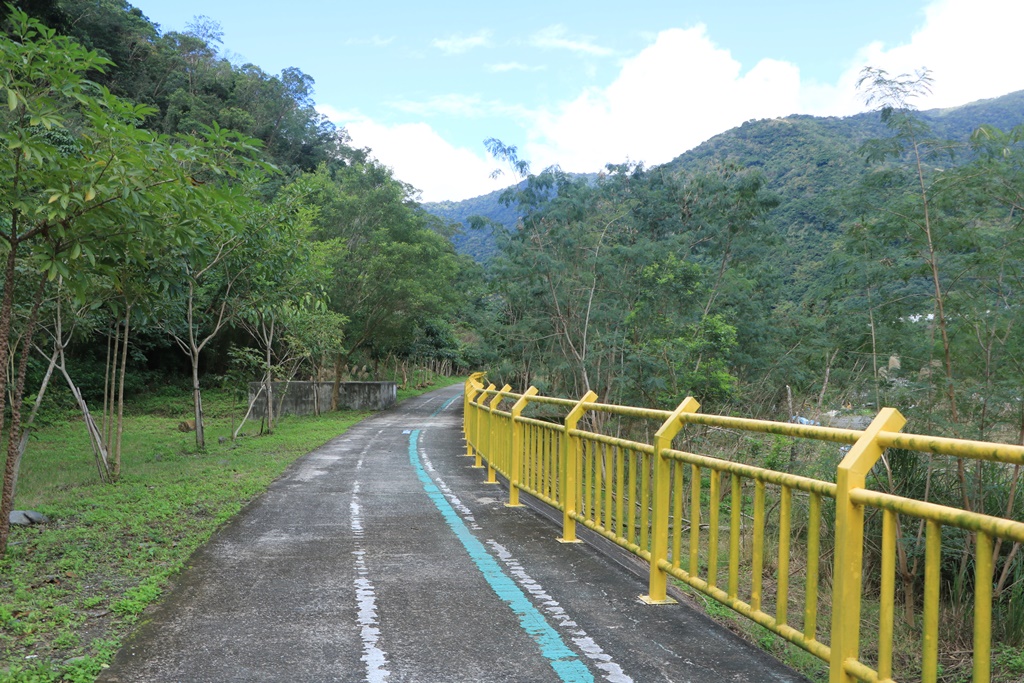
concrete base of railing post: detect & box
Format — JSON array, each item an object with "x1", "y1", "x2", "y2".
[{"x1": 638, "y1": 595, "x2": 677, "y2": 605}]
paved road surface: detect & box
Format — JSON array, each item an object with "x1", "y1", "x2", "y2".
[{"x1": 98, "y1": 385, "x2": 809, "y2": 683}]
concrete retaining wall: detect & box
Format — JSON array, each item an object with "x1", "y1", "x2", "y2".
[{"x1": 246, "y1": 381, "x2": 398, "y2": 419}]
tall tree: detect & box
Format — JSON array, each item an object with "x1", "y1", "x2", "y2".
[
  {"x1": 0, "y1": 10, "x2": 250, "y2": 553},
  {"x1": 300, "y1": 164, "x2": 466, "y2": 386}
]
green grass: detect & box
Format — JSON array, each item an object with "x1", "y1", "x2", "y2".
[{"x1": 0, "y1": 375, "x2": 465, "y2": 682}]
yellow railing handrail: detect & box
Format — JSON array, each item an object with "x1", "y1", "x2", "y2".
[
  {"x1": 566, "y1": 428, "x2": 655, "y2": 455},
  {"x1": 850, "y1": 488, "x2": 1024, "y2": 542},
  {"x1": 681, "y1": 412, "x2": 863, "y2": 444},
  {"x1": 581, "y1": 401, "x2": 674, "y2": 420},
  {"x1": 877, "y1": 430, "x2": 1024, "y2": 465},
  {"x1": 517, "y1": 416, "x2": 566, "y2": 430},
  {"x1": 523, "y1": 394, "x2": 581, "y2": 408},
  {"x1": 663, "y1": 448, "x2": 839, "y2": 497},
  {"x1": 461, "y1": 376, "x2": 1021, "y2": 683}
]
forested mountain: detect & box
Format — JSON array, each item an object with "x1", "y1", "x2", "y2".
[
  {"x1": 427, "y1": 91, "x2": 1024, "y2": 271},
  {"x1": 423, "y1": 186, "x2": 521, "y2": 262},
  {"x1": 456, "y1": 77, "x2": 1024, "y2": 432}
]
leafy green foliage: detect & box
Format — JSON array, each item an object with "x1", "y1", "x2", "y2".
[
  {"x1": 299, "y1": 163, "x2": 470, "y2": 366},
  {"x1": 482, "y1": 161, "x2": 776, "y2": 410},
  {"x1": 14, "y1": 1, "x2": 348, "y2": 175}
]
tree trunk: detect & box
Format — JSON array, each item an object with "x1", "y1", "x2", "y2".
[
  {"x1": 113, "y1": 306, "x2": 131, "y2": 480},
  {"x1": 233, "y1": 385, "x2": 265, "y2": 440},
  {"x1": 191, "y1": 346, "x2": 205, "y2": 450},
  {"x1": 312, "y1": 378, "x2": 320, "y2": 416},
  {"x1": 816, "y1": 349, "x2": 839, "y2": 412},
  {"x1": 0, "y1": 269, "x2": 46, "y2": 555},
  {"x1": 0, "y1": 245, "x2": 19, "y2": 439},
  {"x1": 13, "y1": 347, "x2": 59, "y2": 498},
  {"x1": 59, "y1": 363, "x2": 111, "y2": 483},
  {"x1": 103, "y1": 329, "x2": 115, "y2": 449}
]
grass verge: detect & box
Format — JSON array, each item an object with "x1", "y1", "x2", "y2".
[{"x1": 0, "y1": 376, "x2": 465, "y2": 682}]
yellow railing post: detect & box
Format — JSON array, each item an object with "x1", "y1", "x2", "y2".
[
  {"x1": 508, "y1": 386, "x2": 539, "y2": 507},
  {"x1": 485, "y1": 385, "x2": 511, "y2": 484},
  {"x1": 464, "y1": 372, "x2": 485, "y2": 437},
  {"x1": 641, "y1": 397, "x2": 700, "y2": 605},
  {"x1": 559, "y1": 390, "x2": 598, "y2": 543},
  {"x1": 473, "y1": 383, "x2": 495, "y2": 469},
  {"x1": 829, "y1": 408, "x2": 905, "y2": 683},
  {"x1": 464, "y1": 376, "x2": 484, "y2": 459}
]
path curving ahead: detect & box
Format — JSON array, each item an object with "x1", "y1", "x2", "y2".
[{"x1": 98, "y1": 385, "x2": 809, "y2": 683}]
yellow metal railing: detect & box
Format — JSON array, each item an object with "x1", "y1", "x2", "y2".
[{"x1": 462, "y1": 376, "x2": 1024, "y2": 683}]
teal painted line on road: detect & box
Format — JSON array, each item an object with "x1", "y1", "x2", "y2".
[
  {"x1": 407, "y1": 429, "x2": 593, "y2": 683},
  {"x1": 431, "y1": 395, "x2": 459, "y2": 417}
]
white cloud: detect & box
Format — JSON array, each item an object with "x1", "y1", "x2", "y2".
[
  {"x1": 432, "y1": 30, "x2": 492, "y2": 55},
  {"x1": 318, "y1": 109, "x2": 507, "y2": 202},
  {"x1": 523, "y1": 0, "x2": 1024, "y2": 175},
  {"x1": 817, "y1": 0, "x2": 1024, "y2": 115},
  {"x1": 525, "y1": 26, "x2": 801, "y2": 172},
  {"x1": 319, "y1": 0, "x2": 1024, "y2": 202},
  {"x1": 315, "y1": 103, "x2": 359, "y2": 122},
  {"x1": 531, "y1": 25, "x2": 613, "y2": 56}
]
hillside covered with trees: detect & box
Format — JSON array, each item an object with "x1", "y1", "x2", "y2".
[{"x1": 3, "y1": 3, "x2": 1024, "y2": 679}]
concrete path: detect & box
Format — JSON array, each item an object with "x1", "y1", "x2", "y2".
[{"x1": 98, "y1": 385, "x2": 809, "y2": 683}]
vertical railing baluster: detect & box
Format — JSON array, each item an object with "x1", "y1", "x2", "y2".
[
  {"x1": 672, "y1": 461, "x2": 684, "y2": 570},
  {"x1": 751, "y1": 480, "x2": 765, "y2": 612},
  {"x1": 777, "y1": 485, "x2": 791, "y2": 626},
  {"x1": 598, "y1": 444, "x2": 606, "y2": 532},
  {"x1": 615, "y1": 445, "x2": 624, "y2": 540},
  {"x1": 640, "y1": 453, "x2": 650, "y2": 554},
  {"x1": 690, "y1": 464, "x2": 701, "y2": 578},
  {"x1": 708, "y1": 470, "x2": 720, "y2": 590},
  {"x1": 729, "y1": 474, "x2": 741, "y2": 600},
  {"x1": 921, "y1": 520, "x2": 942, "y2": 683},
  {"x1": 584, "y1": 438, "x2": 594, "y2": 523},
  {"x1": 804, "y1": 491, "x2": 821, "y2": 641},
  {"x1": 974, "y1": 531, "x2": 993, "y2": 683},
  {"x1": 877, "y1": 509, "x2": 896, "y2": 681},
  {"x1": 628, "y1": 450, "x2": 637, "y2": 547}
]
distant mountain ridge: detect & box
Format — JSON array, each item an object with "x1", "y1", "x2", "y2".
[
  {"x1": 422, "y1": 184, "x2": 521, "y2": 262},
  {"x1": 423, "y1": 90, "x2": 1024, "y2": 263}
]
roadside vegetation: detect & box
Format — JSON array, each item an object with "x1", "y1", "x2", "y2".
[
  {"x1": 0, "y1": 375, "x2": 463, "y2": 683},
  {"x1": 3, "y1": 2, "x2": 1024, "y2": 681}
]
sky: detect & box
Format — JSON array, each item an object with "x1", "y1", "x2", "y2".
[{"x1": 131, "y1": 0, "x2": 1024, "y2": 202}]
